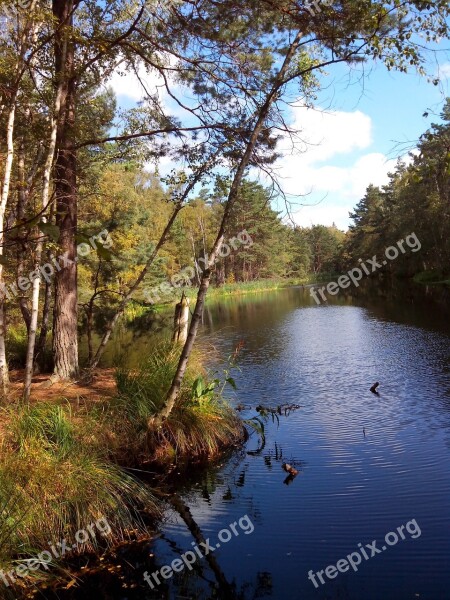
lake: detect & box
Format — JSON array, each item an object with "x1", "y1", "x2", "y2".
[{"x1": 44, "y1": 284, "x2": 450, "y2": 600}]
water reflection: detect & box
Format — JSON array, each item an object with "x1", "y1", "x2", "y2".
[{"x1": 57, "y1": 282, "x2": 450, "y2": 599}]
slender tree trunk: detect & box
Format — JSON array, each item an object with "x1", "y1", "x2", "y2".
[
  {"x1": 0, "y1": 101, "x2": 16, "y2": 397},
  {"x1": 0, "y1": 2, "x2": 38, "y2": 397},
  {"x1": 190, "y1": 234, "x2": 201, "y2": 286},
  {"x1": 23, "y1": 224, "x2": 44, "y2": 399},
  {"x1": 52, "y1": 0, "x2": 79, "y2": 381},
  {"x1": 158, "y1": 31, "x2": 303, "y2": 422},
  {"x1": 89, "y1": 202, "x2": 184, "y2": 369},
  {"x1": 23, "y1": 62, "x2": 65, "y2": 397},
  {"x1": 83, "y1": 297, "x2": 96, "y2": 366},
  {"x1": 34, "y1": 274, "x2": 52, "y2": 371},
  {"x1": 172, "y1": 294, "x2": 189, "y2": 344},
  {"x1": 89, "y1": 164, "x2": 211, "y2": 370},
  {"x1": 84, "y1": 267, "x2": 100, "y2": 366},
  {"x1": 86, "y1": 305, "x2": 94, "y2": 365},
  {"x1": 16, "y1": 141, "x2": 31, "y2": 333}
]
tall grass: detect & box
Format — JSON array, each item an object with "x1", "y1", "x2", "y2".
[
  {"x1": 0, "y1": 402, "x2": 161, "y2": 587},
  {"x1": 0, "y1": 343, "x2": 244, "y2": 591},
  {"x1": 112, "y1": 342, "x2": 244, "y2": 463}
]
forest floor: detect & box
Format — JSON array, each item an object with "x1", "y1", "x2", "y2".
[{"x1": 8, "y1": 368, "x2": 117, "y2": 404}]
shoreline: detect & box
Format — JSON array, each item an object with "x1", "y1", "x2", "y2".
[{"x1": 0, "y1": 349, "x2": 246, "y2": 596}]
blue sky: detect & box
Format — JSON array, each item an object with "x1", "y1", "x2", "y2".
[
  {"x1": 271, "y1": 57, "x2": 450, "y2": 230},
  {"x1": 108, "y1": 46, "x2": 450, "y2": 232}
]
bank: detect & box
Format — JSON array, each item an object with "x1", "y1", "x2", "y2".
[{"x1": 0, "y1": 343, "x2": 245, "y2": 597}]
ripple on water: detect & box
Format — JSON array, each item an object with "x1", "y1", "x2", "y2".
[{"x1": 158, "y1": 298, "x2": 450, "y2": 600}]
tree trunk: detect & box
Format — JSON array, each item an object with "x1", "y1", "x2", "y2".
[
  {"x1": 172, "y1": 294, "x2": 190, "y2": 344},
  {"x1": 24, "y1": 62, "x2": 65, "y2": 395},
  {"x1": 0, "y1": 102, "x2": 16, "y2": 397},
  {"x1": 89, "y1": 201, "x2": 184, "y2": 369},
  {"x1": 23, "y1": 226, "x2": 44, "y2": 399},
  {"x1": 158, "y1": 31, "x2": 303, "y2": 422},
  {"x1": 0, "y1": 2, "x2": 38, "y2": 396},
  {"x1": 51, "y1": 0, "x2": 79, "y2": 381},
  {"x1": 16, "y1": 141, "x2": 31, "y2": 334},
  {"x1": 89, "y1": 163, "x2": 212, "y2": 370},
  {"x1": 34, "y1": 274, "x2": 52, "y2": 372}
]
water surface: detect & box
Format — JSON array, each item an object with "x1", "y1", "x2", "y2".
[{"x1": 50, "y1": 285, "x2": 450, "y2": 599}]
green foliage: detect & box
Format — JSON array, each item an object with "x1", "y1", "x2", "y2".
[
  {"x1": 11, "y1": 403, "x2": 75, "y2": 458},
  {"x1": 344, "y1": 101, "x2": 450, "y2": 278},
  {"x1": 6, "y1": 325, "x2": 28, "y2": 369},
  {"x1": 114, "y1": 342, "x2": 243, "y2": 461},
  {"x1": 192, "y1": 375, "x2": 220, "y2": 402}
]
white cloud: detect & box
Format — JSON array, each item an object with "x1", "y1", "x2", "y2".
[
  {"x1": 291, "y1": 204, "x2": 353, "y2": 229},
  {"x1": 108, "y1": 62, "x2": 168, "y2": 101},
  {"x1": 281, "y1": 106, "x2": 373, "y2": 164},
  {"x1": 106, "y1": 58, "x2": 190, "y2": 121},
  {"x1": 108, "y1": 76, "x2": 399, "y2": 230},
  {"x1": 346, "y1": 152, "x2": 397, "y2": 197},
  {"x1": 437, "y1": 62, "x2": 450, "y2": 80},
  {"x1": 273, "y1": 106, "x2": 397, "y2": 229},
  {"x1": 107, "y1": 59, "x2": 197, "y2": 177}
]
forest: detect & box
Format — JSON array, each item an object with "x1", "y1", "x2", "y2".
[{"x1": 0, "y1": 0, "x2": 449, "y2": 596}]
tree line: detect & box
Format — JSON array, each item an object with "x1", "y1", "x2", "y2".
[
  {"x1": 0, "y1": 0, "x2": 448, "y2": 412},
  {"x1": 344, "y1": 100, "x2": 450, "y2": 279}
]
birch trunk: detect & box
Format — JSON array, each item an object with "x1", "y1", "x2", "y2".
[
  {"x1": 0, "y1": 102, "x2": 16, "y2": 397},
  {"x1": 157, "y1": 31, "x2": 303, "y2": 422},
  {"x1": 34, "y1": 275, "x2": 52, "y2": 371},
  {"x1": 0, "y1": 1, "x2": 38, "y2": 398},
  {"x1": 23, "y1": 79, "x2": 64, "y2": 398},
  {"x1": 22, "y1": 221, "x2": 44, "y2": 399}
]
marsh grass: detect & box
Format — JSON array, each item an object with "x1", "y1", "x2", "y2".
[
  {"x1": 0, "y1": 402, "x2": 161, "y2": 587},
  {"x1": 0, "y1": 343, "x2": 244, "y2": 591},
  {"x1": 112, "y1": 341, "x2": 244, "y2": 463}
]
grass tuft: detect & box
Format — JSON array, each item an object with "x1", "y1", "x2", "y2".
[
  {"x1": 112, "y1": 341, "x2": 244, "y2": 463},
  {"x1": 0, "y1": 401, "x2": 161, "y2": 586}
]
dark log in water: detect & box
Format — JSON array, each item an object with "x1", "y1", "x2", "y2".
[{"x1": 370, "y1": 382, "x2": 380, "y2": 394}]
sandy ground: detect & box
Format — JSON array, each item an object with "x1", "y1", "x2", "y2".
[{"x1": 8, "y1": 368, "x2": 117, "y2": 405}]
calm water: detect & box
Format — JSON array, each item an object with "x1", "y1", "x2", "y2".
[{"x1": 49, "y1": 285, "x2": 450, "y2": 599}]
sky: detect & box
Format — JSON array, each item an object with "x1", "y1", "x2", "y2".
[
  {"x1": 271, "y1": 59, "x2": 450, "y2": 230},
  {"x1": 107, "y1": 36, "x2": 450, "y2": 232}
]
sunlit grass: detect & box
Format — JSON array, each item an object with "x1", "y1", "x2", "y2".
[
  {"x1": 112, "y1": 341, "x2": 244, "y2": 462},
  {"x1": 0, "y1": 402, "x2": 161, "y2": 587},
  {"x1": 0, "y1": 342, "x2": 244, "y2": 590}
]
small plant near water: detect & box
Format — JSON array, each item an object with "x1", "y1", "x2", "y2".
[{"x1": 113, "y1": 341, "x2": 244, "y2": 463}]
